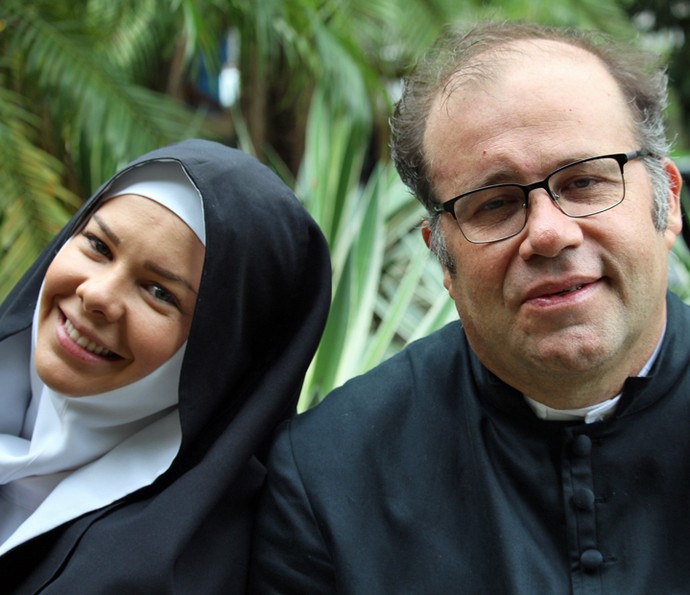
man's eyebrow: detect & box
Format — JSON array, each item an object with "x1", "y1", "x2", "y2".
[
  {"x1": 470, "y1": 154, "x2": 598, "y2": 189},
  {"x1": 93, "y1": 213, "x2": 120, "y2": 245},
  {"x1": 144, "y1": 262, "x2": 199, "y2": 295}
]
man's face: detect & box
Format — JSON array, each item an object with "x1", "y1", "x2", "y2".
[{"x1": 423, "y1": 40, "x2": 682, "y2": 406}]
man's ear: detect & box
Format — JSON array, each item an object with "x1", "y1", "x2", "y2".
[
  {"x1": 421, "y1": 218, "x2": 456, "y2": 294},
  {"x1": 421, "y1": 219, "x2": 432, "y2": 249},
  {"x1": 663, "y1": 159, "x2": 683, "y2": 249}
]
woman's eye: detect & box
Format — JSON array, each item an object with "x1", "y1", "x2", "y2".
[
  {"x1": 83, "y1": 233, "x2": 111, "y2": 258},
  {"x1": 149, "y1": 284, "x2": 179, "y2": 307}
]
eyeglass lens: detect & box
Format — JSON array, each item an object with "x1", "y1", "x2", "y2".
[{"x1": 455, "y1": 156, "x2": 625, "y2": 243}]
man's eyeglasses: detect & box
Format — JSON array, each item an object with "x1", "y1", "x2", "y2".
[{"x1": 432, "y1": 149, "x2": 651, "y2": 244}]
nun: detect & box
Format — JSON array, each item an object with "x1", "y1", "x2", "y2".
[{"x1": 0, "y1": 139, "x2": 331, "y2": 592}]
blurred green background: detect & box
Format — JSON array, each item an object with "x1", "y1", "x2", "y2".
[{"x1": 3, "y1": 0, "x2": 689, "y2": 409}]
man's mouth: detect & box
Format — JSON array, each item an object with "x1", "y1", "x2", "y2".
[
  {"x1": 524, "y1": 279, "x2": 596, "y2": 303},
  {"x1": 554, "y1": 284, "x2": 583, "y2": 297},
  {"x1": 64, "y1": 317, "x2": 120, "y2": 359}
]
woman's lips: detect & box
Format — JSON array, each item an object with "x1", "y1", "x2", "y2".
[{"x1": 60, "y1": 313, "x2": 122, "y2": 360}]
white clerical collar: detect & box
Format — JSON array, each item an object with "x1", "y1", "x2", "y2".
[{"x1": 524, "y1": 327, "x2": 665, "y2": 424}]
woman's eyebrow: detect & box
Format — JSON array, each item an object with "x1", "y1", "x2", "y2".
[
  {"x1": 93, "y1": 213, "x2": 198, "y2": 295},
  {"x1": 93, "y1": 213, "x2": 120, "y2": 245},
  {"x1": 144, "y1": 262, "x2": 199, "y2": 295}
]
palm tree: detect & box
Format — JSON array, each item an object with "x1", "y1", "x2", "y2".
[
  {"x1": 1, "y1": 0, "x2": 213, "y2": 297},
  {"x1": 6, "y1": 0, "x2": 672, "y2": 410},
  {"x1": 0, "y1": 0, "x2": 401, "y2": 297}
]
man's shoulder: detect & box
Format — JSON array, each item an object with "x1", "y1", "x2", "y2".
[
  {"x1": 285, "y1": 321, "x2": 466, "y2": 443},
  {"x1": 668, "y1": 290, "x2": 690, "y2": 321},
  {"x1": 322, "y1": 321, "x2": 461, "y2": 405},
  {"x1": 268, "y1": 321, "x2": 471, "y2": 486}
]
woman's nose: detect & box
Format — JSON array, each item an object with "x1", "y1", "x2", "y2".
[
  {"x1": 518, "y1": 190, "x2": 584, "y2": 260},
  {"x1": 75, "y1": 271, "x2": 126, "y2": 321}
]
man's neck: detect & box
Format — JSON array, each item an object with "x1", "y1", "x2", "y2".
[{"x1": 521, "y1": 327, "x2": 665, "y2": 412}]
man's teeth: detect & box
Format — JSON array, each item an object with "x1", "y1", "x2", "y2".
[
  {"x1": 64, "y1": 318, "x2": 112, "y2": 356},
  {"x1": 556, "y1": 285, "x2": 583, "y2": 296}
]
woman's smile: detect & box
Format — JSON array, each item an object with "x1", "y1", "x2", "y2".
[
  {"x1": 58, "y1": 311, "x2": 121, "y2": 360},
  {"x1": 34, "y1": 195, "x2": 204, "y2": 396}
]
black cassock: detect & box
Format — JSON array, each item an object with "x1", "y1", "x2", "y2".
[{"x1": 252, "y1": 293, "x2": 690, "y2": 595}]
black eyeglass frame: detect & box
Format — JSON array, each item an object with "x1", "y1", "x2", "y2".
[{"x1": 432, "y1": 149, "x2": 652, "y2": 244}]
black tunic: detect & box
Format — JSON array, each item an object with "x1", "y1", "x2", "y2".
[
  {"x1": 0, "y1": 139, "x2": 331, "y2": 593},
  {"x1": 251, "y1": 292, "x2": 690, "y2": 594}
]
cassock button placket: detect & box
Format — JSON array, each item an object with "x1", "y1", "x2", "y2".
[
  {"x1": 580, "y1": 548, "x2": 604, "y2": 572},
  {"x1": 563, "y1": 430, "x2": 604, "y2": 588},
  {"x1": 571, "y1": 434, "x2": 592, "y2": 457},
  {"x1": 573, "y1": 487, "x2": 595, "y2": 511}
]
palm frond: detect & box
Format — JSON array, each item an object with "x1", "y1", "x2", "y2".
[
  {"x1": 7, "y1": 7, "x2": 208, "y2": 190},
  {"x1": 0, "y1": 87, "x2": 80, "y2": 300},
  {"x1": 297, "y1": 93, "x2": 455, "y2": 410}
]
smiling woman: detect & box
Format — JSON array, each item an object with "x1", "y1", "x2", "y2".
[
  {"x1": 0, "y1": 139, "x2": 331, "y2": 593},
  {"x1": 35, "y1": 192, "x2": 205, "y2": 396}
]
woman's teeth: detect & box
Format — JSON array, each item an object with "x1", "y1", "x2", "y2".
[{"x1": 64, "y1": 318, "x2": 113, "y2": 356}]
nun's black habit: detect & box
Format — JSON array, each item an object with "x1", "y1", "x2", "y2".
[{"x1": 0, "y1": 139, "x2": 331, "y2": 593}]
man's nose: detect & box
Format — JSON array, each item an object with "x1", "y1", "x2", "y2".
[{"x1": 518, "y1": 189, "x2": 584, "y2": 259}]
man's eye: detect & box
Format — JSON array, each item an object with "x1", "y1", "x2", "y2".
[
  {"x1": 468, "y1": 195, "x2": 522, "y2": 219},
  {"x1": 569, "y1": 176, "x2": 598, "y2": 189},
  {"x1": 478, "y1": 197, "x2": 516, "y2": 212}
]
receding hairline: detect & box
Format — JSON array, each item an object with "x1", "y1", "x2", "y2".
[
  {"x1": 421, "y1": 37, "x2": 638, "y2": 203},
  {"x1": 437, "y1": 37, "x2": 621, "y2": 106},
  {"x1": 391, "y1": 21, "x2": 669, "y2": 215}
]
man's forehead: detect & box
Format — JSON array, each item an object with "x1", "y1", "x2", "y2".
[
  {"x1": 423, "y1": 38, "x2": 636, "y2": 197},
  {"x1": 440, "y1": 38, "x2": 605, "y2": 101}
]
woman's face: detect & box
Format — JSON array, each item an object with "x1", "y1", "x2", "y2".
[{"x1": 35, "y1": 195, "x2": 205, "y2": 396}]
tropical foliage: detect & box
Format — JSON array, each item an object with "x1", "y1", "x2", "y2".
[{"x1": 2, "y1": 0, "x2": 689, "y2": 409}]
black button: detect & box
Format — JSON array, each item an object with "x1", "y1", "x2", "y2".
[
  {"x1": 580, "y1": 548, "x2": 604, "y2": 571},
  {"x1": 571, "y1": 434, "x2": 592, "y2": 457},
  {"x1": 573, "y1": 487, "x2": 595, "y2": 511}
]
